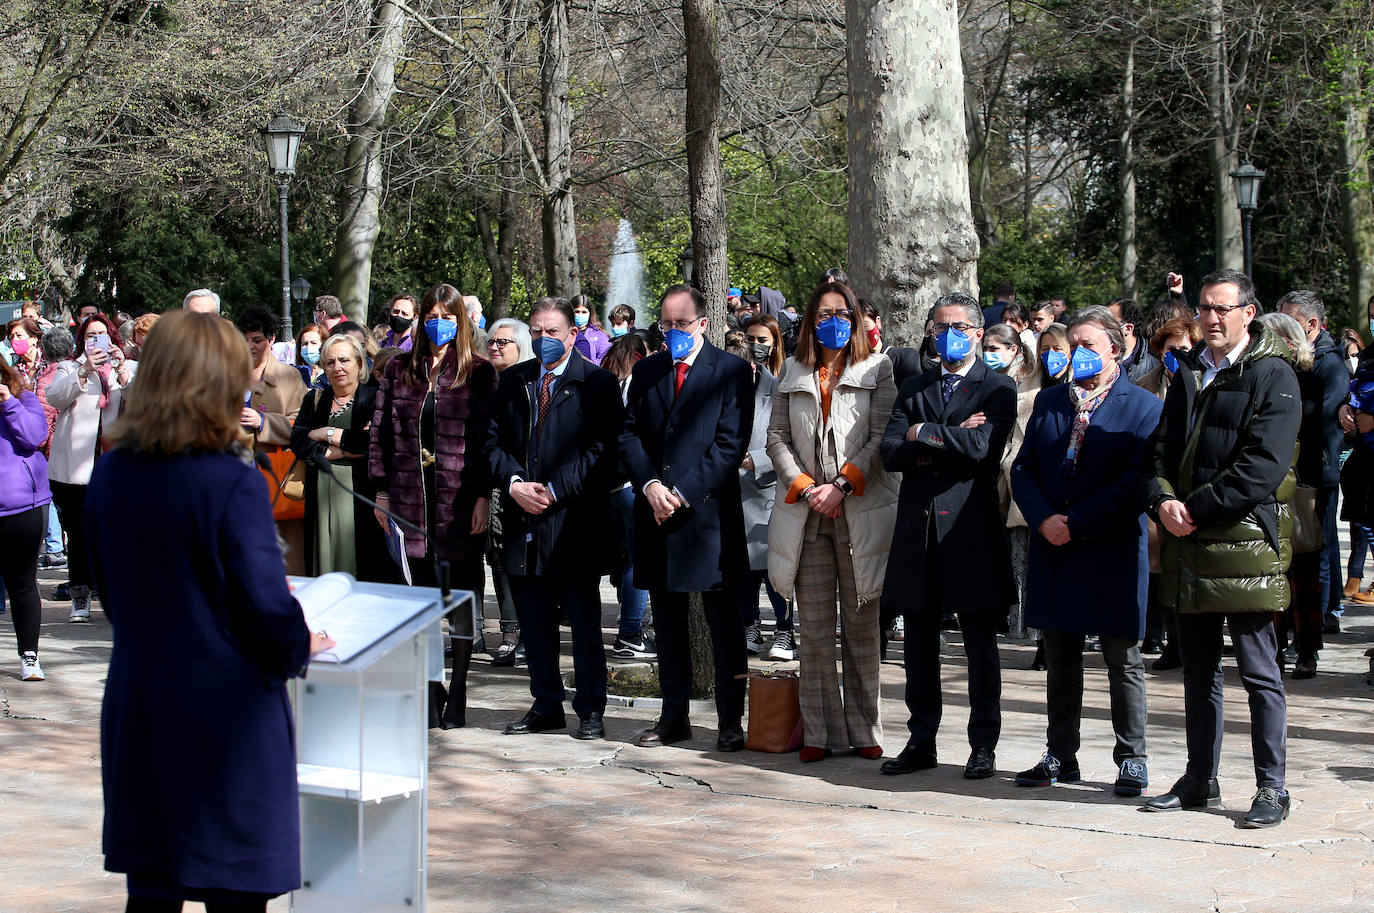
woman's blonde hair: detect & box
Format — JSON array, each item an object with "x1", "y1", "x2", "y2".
[
  {"x1": 322, "y1": 332, "x2": 371, "y2": 385},
  {"x1": 107, "y1": 310, "x2": 252, "y2": 454}
]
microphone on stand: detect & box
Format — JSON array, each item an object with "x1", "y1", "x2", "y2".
[{"x1": 305, "y1": 450, "x2": 454, "y2": 610}]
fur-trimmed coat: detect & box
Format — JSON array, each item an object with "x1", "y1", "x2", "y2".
[{"x1": 369, "y1": 349, "x2": 498, "y2": 561}]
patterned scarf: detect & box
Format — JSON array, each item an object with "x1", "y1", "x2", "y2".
[{"x1": 1064, "y1": 363, "x2": 1117, "y2": 469}]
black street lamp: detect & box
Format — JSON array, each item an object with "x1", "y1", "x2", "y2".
[
  {"x1": 291, "y1": 275, "x2": 312, "y2": 336},
  {"x1": 679, "y1": 243, "x2": 695, "y2": 285},
  {"x1": 1230, "y1": 161, "x2": 1265, "y2": 281},
  {"x1": 261, "y1": 113, "x2": 306, "y2": 339}
]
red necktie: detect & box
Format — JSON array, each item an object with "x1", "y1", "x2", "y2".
[
  {"x1": 537, "y1": 372, "x2": 555, "y2": 431},
  {"x1": 674, "y1": 361, "x2": 689, "y2": 398}
]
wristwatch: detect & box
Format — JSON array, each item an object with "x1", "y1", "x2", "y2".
[{"x1": 833, "y1": 475, "x2": 855, "y2": 496}]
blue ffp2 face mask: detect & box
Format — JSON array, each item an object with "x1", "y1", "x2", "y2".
[
  {"x1": 937, "y1": 327, "x2": 971, "y2": 362},
  {"x1": 666, "y1": 328, "x2": 695, "y2": 360},
  {"x1": 816, "y1": 317, "x2": 852, "y2": 351},
  {"x1": 1071, "y1": 346, "x2": 1104, "y2": 381},
  {"x1": 533, "y1": 336, "x2": 565, "y2": 365},
  {"x1": 424, "y1": 318, "x2": 458, "y2": 348},
  {"x1": 1042, "y1": 350, "x2": 1069, "y2": 377}
]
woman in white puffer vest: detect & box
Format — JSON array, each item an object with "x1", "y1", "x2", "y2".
[{"x1": 766, "y1": 278, "x2": 899, "y2": 763}]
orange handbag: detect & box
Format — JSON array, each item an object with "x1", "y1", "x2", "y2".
[{"x1": 259, "y1": 448, "x2": 307, "y2": 521}]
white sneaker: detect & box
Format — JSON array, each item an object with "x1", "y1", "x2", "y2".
[
  {"x1": 20, "y1": 652, "x2": 44, "y2": 681},
  {"x1": 68, "y1": 604, "x2": 90, "y2": 623},
  {"x1": 891, "y1": 615, "x2": 905, "y2": 642},
  {"x1": 745, "y1": 623, "x2": 765, "y2": 654},
  {"x1": 768, "y1": 629, "x2": 796, "y2": 661}
]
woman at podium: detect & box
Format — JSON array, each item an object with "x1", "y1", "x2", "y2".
[{"x1": 86, "y1": 310, "x2": 333, "y2": 912}]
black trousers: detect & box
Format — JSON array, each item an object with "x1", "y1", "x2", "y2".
[
  {"x1": 651, "y1": 588, "x2": 747, "y2": 726},
  {"x1": 1177, "y1": 612, "x2": 1286, "y2": 789},
  {"x1": 1042, "y1": 629, "x2": 1147, "y2": 764},
  {"x1": 902, "y1": 546, "x2": 1002, "y2": 749},
  {"x1": 49, "y1": 480, "x2": 91, "y2": 588},
  {"x1": 510, "y1": 571, "x2": 607, "y2": 719},
  {"x1": 0, "y1": 506, "x2": 44, "y2": 655}
]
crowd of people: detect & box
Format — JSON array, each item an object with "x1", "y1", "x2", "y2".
[{"x1": 2, "y1": 265, "x2": 1369, "y2": 907}]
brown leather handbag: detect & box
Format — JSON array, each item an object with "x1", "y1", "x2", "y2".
[
  {"x1": 743, "y1": 670, "x2": 804, "y2": 753},
  {"x1": 259, "y1": 448, "x2": 306, "y2": 521}
]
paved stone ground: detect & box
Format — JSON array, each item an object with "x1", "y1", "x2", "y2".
[{"x1": 4, "y1": 565, "x2": 1374, "y2": 913}]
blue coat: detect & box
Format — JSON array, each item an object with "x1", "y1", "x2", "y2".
[
  {"x1": 1010, "y1": 372, "x2": 1162, "y2": 639},
  {"x1": 87, "y1": 448, "x2": 312, "y2": 896},
  {"x1": 620, "y1": 342, "x2": 754, "y2": 591}
]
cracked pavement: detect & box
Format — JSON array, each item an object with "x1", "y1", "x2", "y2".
[{"x1": 4, "y1": 568, "x2": 1374, "y2": 912}]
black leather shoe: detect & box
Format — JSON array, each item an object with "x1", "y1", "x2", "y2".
[
  {"x1": 717, "y1": 725, "x2": 745, "y2": 752},
  {"x1": 1142, "y1": 774, "x2": 1220, "y2": 811},
  {"x1": 963, "y1": 747, "x2": 996, "y2": 779},
  {"x1": 504, "y1": 709, "x2": 567, "y2": 735},
  {"x1": 572, "y1": 712, "x2": 605, "y2": 740},
  {"x1": 1241, "y1": 787, "x2": 1291, "y2": 828},
  {"x1": 634, "y1": 718, "x2": 692, "y2": 747},
  {"x1": 881, "y1": 740, "x2": 937, "y2": 775}
]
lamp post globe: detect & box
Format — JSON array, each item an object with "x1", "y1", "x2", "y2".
[
  {"x1": 679, "y1": 243, "x2": 695, "y2": 285},
  {"x1": 1230, "y1": 162, "x2": 1265, "y2": 280}
]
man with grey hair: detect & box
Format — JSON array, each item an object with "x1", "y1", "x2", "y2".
[
  {"x1": 879, "y1": 290, "x2": 1018, "y2": 779},
  {"x1": 312, "y1": 295, "x2": 345, "y2": 333},
  {"x1": 182, "y1": 288, "x2": 221, "y2": 314},
  {"x1": 1277, "y1": 290, "x2": 1347, "y2": 640}
]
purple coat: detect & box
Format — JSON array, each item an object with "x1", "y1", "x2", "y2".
[
  {"x1": 369, "y1": 349, "x2": 498, "y2": 561},
  {"x1": 574, "y1": 324, "x2": 611, "y2": 366},
  {"x1": 0, "y1": 391, "x2": 51, "y2": 517}
]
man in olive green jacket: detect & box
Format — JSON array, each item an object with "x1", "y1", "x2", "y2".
[{"x1": 1143, "y1": 269, "x2": 1300, "y2": 829}]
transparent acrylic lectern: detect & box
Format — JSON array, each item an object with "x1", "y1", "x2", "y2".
[{"x1": 288, "y1": 572, "x2": 474, "y2": 913}]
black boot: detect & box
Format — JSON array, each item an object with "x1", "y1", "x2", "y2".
[
  {"x1": 428, "y1": 680, "x2": 448, "y2": 730},
  {"x1": 1029, "y1": 638, "x2": 1046, "y2": 671},
  {"x1": 440, "y1": 638, "x2": 474, "y2": 730}
]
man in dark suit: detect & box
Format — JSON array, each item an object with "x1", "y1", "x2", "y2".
[
  {"x1": 879, "y1": 291, "x2": 1018, "y2": 779},
  {"x1": 620, "y1": 284, "x2": 755, "y2": 751},
  {"x1": 486, "y1": 297, "x2": 624, "y2": 740}
]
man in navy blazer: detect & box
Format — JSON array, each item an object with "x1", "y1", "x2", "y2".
[
  {"x1": 620, "y1": 284, "x2": 755, "y2": 751},
  {"x1": 879, "y1": 291, "x2": 1018, "y2": 779},
  {"x1": 487, "y1": 297, "x2": 625, "y2": 740}
]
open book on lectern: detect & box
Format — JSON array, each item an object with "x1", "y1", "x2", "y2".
[{"x1": 291, "y1": 572, "x2": 443, "y2": 666}]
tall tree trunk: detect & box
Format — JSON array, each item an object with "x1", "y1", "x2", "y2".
[
  {"x1": 540, "y1": 0, "x2": 579, "y2": 298},
  {"x1": 1339, "y1": 53, "x2": 1374, "y2": 335},
  {"x1": 333, "y1": 0, "x2": 405, "y2": 323},
  {"x1": 1205, "y1": 0, "x2": 1242, "y2": 271},
  {"x1": 964, "y1": 72, "x2": 993, "y2": 245},
  {"x1": 1118, "y1": 38, "x2": 1138, "y2": 301},
  {"x1": 684, "y1": 0, "x2": 729, "y2": 339},
  {"x1": 683, "y1": 0, "x2": 728, "y2": 698},
  {"x1": 479, "y1": 0, "x2": 521, "y2": 320},
  {"x1": 847, "y1": 0, "x2": 979, "y2": 344}
]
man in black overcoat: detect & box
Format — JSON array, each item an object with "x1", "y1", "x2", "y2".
[
  {"x1": 878, "y1": 291, "x2": 1018, "y2": 779},
  {"x1": 619, "y1": 284, "x2": 755, "y2": 751},
  {"x1": 487, "y1": 297, "x2": 625, "y2": 740}
]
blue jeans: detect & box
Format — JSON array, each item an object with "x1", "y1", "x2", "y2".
[
  {"x1": 737, "y1": 569, "x2": 793, "y2": 630},
  {"x1": 1348, "y1": 523, "x2": 1373, "y2": 579},
  {"x1": 610, "y1": 486, "x2": 650, "y2": 637},
  {"x1": 44, "y1": 503, "x2": 63, "y2": 555},
  {"x1": 1317, "y1": 486, "x2": 1342, "y2": 619}
]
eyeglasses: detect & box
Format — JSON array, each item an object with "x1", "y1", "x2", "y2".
[
  {"x1": 487, "y1": 337, "x2": 516, "y2": 349},
  {"x1": 1196, "y1": 303, "x2": 1243, "y2": 316},
  {"x1": 815, "y1": 309, "x2": 853, "y2": 322},
  {"x1": 658, "y1": 318, "x2": 703, "y2": 332},
  {"x1": 931, "y1": 322, "x2": 976, "y2": 334}
]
